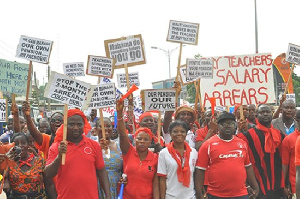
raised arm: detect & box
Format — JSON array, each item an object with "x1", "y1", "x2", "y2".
[
  {"x1": 116, "y1": 99, "x2": 130, "y2": 155},
  {"x1": 22, "y1": 101, "x2": 43, "y2": 145}
]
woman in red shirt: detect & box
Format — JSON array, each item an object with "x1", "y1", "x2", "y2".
[{"x1": 116, "y1": 99, "x2": 159, "y2": 199}]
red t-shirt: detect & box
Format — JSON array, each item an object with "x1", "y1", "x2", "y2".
[
  {"x1": 196, "y1": 135, "x2": 251, "y2": 197},
  {"x1": 282, "y1": 130, "x2": 300, "y2": 193},
  {"x1": 123, "y1": 144, "x2": 158, "y2": 199},
  {"x1": 46, "y1": 136, "x2": 105, "y2": 199},
  {"x1": 195, "y1": 126, "x2": 209, "y2": 142}
]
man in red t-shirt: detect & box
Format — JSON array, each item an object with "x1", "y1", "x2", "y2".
[
  {"x1": 282, "y1": 110, "x2": 300, "y2": 198},
  {"x1": 45, "y1": 109, "x2": 111, "y2": 199},
  {"x1": 195, "y1": 112, "x2": 259, "y2": 199}
]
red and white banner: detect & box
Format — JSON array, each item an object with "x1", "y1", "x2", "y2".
[{"x1": 201, "y1": 53, "x2": 276, "y2": 107}]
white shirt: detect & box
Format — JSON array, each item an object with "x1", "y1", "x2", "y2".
[
  {"x1": 157, "y1": 147, "x2": 198, "y2": 199},
  {"x1": 185, "y1": 130, "x2": 195, "y2": 148}
]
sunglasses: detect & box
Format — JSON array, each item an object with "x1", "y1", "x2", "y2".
[{"x1": 51, "y1": 118, "x2": 63, "y2": 123}]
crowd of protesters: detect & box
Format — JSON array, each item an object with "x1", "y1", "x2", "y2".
[{"x1": 0, "y1": 88, "x2": 300, "y2": 199}]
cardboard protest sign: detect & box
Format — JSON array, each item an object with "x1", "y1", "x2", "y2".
[
  {"x1": 286, "y1": 43, "x2": 300, "y2": 65},
  {"x1": 286, "y1": 93, "x2": 296, "y2": 103},
  {"x1": 200, "y1": 53, "x2": 276, "y2": 107},
  {"x1": 167, "y1": 20, "x2": 199, "y2": 45},
  {"x1": 44, "y1": 71, "x2": 92, "y2": 108},
  {"x1": 117, "y1": 72, "x2": 140, "y2": 88},
  {"x1": 0, "y1": 59, "x2": 30, "y2": 95},
  {"x1": 141, "y1": 89, "x2": 176, "y2": 111},
  {"x1": 16, "y1": 35, "x2": 53, "y2": 64},
  {"x1": 179, "y1": 64, "x2": 197, "y2": 85},
  {"x1": 63, "y1": 62, "x2": 85, "y2": 77},
  {"x1": 104, "y1": 34, "x2": 146, "y2": 69},
  {"x1": 84, "y1": 83, "x2": 116, "y2": 109},
  {"x1": 186, "y1": 58, "x2": 213, "y2": 79},
  {"x1": 86, "y1": 56, "x2": 115, "y2": 78},
  {"x1": 0, "y1": 99, "x2": 7, "y2": 122}
]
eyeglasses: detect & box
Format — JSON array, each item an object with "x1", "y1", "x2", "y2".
[{"x1": 51, "y1": 118, "x2": 63, "y2": 123}]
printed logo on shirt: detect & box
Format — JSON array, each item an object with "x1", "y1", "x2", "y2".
[
  {"x1": 212, "y1": 142, "x2": 219, "y2": 146},
  {"x1": 237, "y1": 142, "x2": 244, "y2": 149},
  {"x1": 148, "y1": 166, "x2": 154, "y2": 172},
  {"x1": 219, "y1": 150, "x2": 244, "y2": 159},
  {"x1": 192, "y1": 159, "x2": 196, "y2": 166},
  {"x1": 84, "y1": 147, "x2": 92, "y2": 154}
]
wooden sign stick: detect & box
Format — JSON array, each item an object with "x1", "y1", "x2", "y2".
[
  {"x1": 26, "y1": 61, "x2": 33, "y2": 101},
  {"x1": 284, "y1": 63, "x2": 295, "y2": 95},
  {"x1": 61, "y1": 104, "x2": 68, "y2": 165},
  {"x1": 97, "y1": 77, "x2": 108, "y2": 154},
  {"x1": 157, "y1": 111, "x2": 161, "y2": 143},
  {"x1": 194, "y1": 81, "x2": 199, "y2": 116},
  {"x1": 239, "y1": 105, "x2": 244, "y2": 120},
  {"x1": 176, "y1": 43, "x2": 183, "y2": 81},
  {"x1": 198, "y1": 79, "x2": 205, "y2": 112}
]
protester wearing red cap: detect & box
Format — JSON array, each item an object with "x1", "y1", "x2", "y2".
[
  {"x1": 158, "y1": 120, "x2": 198, "y2": 199},
  {"x1": 139, "y1": 112, "x2": 164, "y2": 149},
  {"x1": 45, "y1": 109, "x2": 111, "y2": 199},
  {"x1": 117, "y1": 99, "x2": 159, "y2": 199}
]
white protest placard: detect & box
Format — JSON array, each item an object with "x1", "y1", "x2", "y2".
[
  {"x1": 186, "y1": 58, "x2": 213, "y2": 79},
  {"x1": 142, "y1": 89, "x2": 176, "y2": 111},
  {"x1": 286, "y1": 93, "x2": 296, "y2": 103},
  {"x1": 117, "y1": 72, "x2": 140, "y2": 88},
  {"x1": 167, "y1": 20, "x2": 199, "y2": 45},
  {"x1": 286, "y1": 43, "x2": 300, "y2": 65},
  {"x1": 0, "y1": 99, "x2": 7, "y2": 122},
  {"x1": 46, "y1": 112, "x2": 52, "y2": 118},
  {"x1": 104, "y1": 34, "x2": 146, "y2": 69},
  {"x1": 179, "y1": 65, "x2": 197, "y2": 85},
  {"x1": 16, "y1": 35, "x2": 53, "y2": 64},
  {"x1": 63, "y1": 62, "x2": 85, "y2": 77},
  {"x1": 86, "y1": 55, "x2": 115, "y2": 78},
  {"x1": 44, "y1": 71, "x2": 92, "y2": 108},
  {"x1": 200, "y1": 53, "x2": 276, "y2": 107},
  {"x1": 85, "y1": 83, "x2": 116, "y2": 109}
]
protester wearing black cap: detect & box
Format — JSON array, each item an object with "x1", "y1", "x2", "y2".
[{"x1": 195, "y1": 112, "x2": 259, "y2": 199}]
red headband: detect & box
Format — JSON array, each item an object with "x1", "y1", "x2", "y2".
[
  {"x1": 54, "y1": 109, "x2": 92, "y2": 143},
  {"x1": 134, "y1": 127, "x2": 153, "y2": 140},
  {"x1": 139, "y1": 112, "x2": 153, "y2": 123}
]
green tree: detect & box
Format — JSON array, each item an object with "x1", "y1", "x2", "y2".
[
  {"x1": 292, "y1": 72, "x2": 300, "y2": 106},
  {"x1": 186, "y1": 83, "x2": 196, "y2": 103}
]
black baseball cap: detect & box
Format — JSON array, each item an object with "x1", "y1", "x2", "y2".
[{"x1": 217, "y1": 112, "x2": 236, "y2": 124}]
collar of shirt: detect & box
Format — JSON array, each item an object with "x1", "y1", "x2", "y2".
[{"x1": 284, "y1": 121, "x2": 295, "y2": 135}]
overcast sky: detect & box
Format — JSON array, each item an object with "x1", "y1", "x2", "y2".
[{"x1": 1, "y1": 0, "x2": 300, "y2": 93}]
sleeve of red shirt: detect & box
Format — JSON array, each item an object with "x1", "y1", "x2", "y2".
[
  {"x1": 93, "y1": 140, "x2": 105, "y2": 170},
  {"x1": 195, "y1": 128, "x2": 206, "y2": 142},
  {"x1": 157, "y1": 149, "x2": 167, "y2": 177},
  {"x1": 281, "y1": 136, "x2": 290, "y2": 165},
  {"x1": 295, "y1": 137, "x2": 300, "y2": 165},
  {"x1": 122, "y1": 144, "x2": 134, "y2": 163},
  {"x1": 46, "y1": 142, "x2": 59, "y2": 166},
  {"x1": 195, "y1": 141, "x2": 209, "y2": 170}
]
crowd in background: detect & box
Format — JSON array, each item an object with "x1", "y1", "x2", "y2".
[{"x1": 0, "y1": 88, "x2": 299, "y2": 199}]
